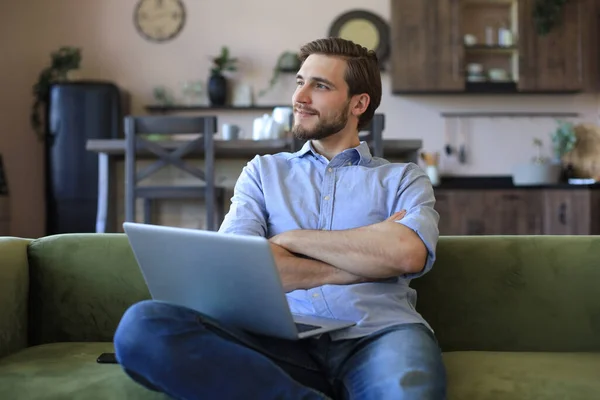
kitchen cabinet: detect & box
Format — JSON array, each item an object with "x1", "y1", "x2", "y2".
[
  {"x1": 390, "y1": 0, "x2": 464, "y2": 92},
  {"x1": 518, "y1": 0, "x2": 586, "y2": 91},
  {"x1": 487, "y1": 190, "x2": 544, "y2": 234},
  {"x1": 434, "y1": 188, "x2": 600, "y2": 235},
  {"x1": 542, "y1": 189, "x2": 600, "y2": 234},
  {"x1": 390, "y1": 0, "x2": 597, "y2": 94}
]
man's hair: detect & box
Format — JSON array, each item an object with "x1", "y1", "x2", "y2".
[{"x1": 298, "y1": 37, "x2": 381, "y2": 131}]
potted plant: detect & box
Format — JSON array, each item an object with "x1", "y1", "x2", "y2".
[
  {"x1": 258, "y1": 51, "x2": 300, "y2": 98},
  {"x1": 550, "y1": 119, "x2": 577, "y2": 162},
  {"x1": 31, "y1": 46, "x2": 82, "y2": 140},
  {"x1": 208, "y1": 46, "x2": 237, "y2": 106},
  {"x1": 550, "y1": 119, "x2": 577, "y2": 181},
  {"x1": 533, "y1": 0, "x2": 568, "y2": 35},
  {"x1": 512, "y1": 137, "x2": 562, "y2": 185}
]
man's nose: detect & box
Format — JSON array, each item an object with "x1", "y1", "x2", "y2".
[{"x1": 293, "y1": 85, "x2": 311, "y2": 104}]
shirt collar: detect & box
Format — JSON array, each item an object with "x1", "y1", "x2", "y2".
[
  {"x1": 292, "y1": 140, "x2": 373, "y2": 166},
  {"x1": 293, "y1": 140, "x2": 315, "y2": 158}
]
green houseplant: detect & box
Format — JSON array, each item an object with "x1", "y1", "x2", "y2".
[
  {"x1": 533, "y1": 0, "x2": 568, "y2": 35},
  {"x1": 207, "y1": 46, "x2": 237, "y2": 106},
  {"x1": 512, "y1": 137, "x2": 562, "y2": 185},
  {"x1": 550, "y1": 119, "x2": 577, "y2": 162},
  {"x1": 258, "y1": 51, "x2": 300, "y2": 97},
  {"x1": 31, "y1": 46, "x2": 82, "y2": 140}
]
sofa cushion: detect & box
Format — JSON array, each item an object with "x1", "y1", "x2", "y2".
[
  {"x1": 27, "y1": 233, "x2": 151, "y2": 346},
  {"x1": 412, "y1": 236, "x2": 600, "y2": 353},
  {"x1": 444, "y1": 350, "x2": 600, "y2": 400},
  {"x1": 0, "y1": 342, "x2": 167, "y2": 400}
]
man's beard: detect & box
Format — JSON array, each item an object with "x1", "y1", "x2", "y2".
[{"x1": 292, "y1": 101, "x2": 350, "y2": 141}]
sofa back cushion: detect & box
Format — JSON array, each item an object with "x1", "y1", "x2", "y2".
[
  {"x1": 412, "y1": 235, "x2": 600, "y2": 352},
  {"x1": 27, "y1": 234, "x2": 150, "y2": 345},
  {"x1": 27, "y1": 233, "x2": 600, "y2": 353}
]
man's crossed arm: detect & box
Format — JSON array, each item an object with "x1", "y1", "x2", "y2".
[
  {"x1": 220, "y1": 158, "x2": 436, "y2": 293},
  {"x1": 269, "y1": 210, "x2": 429, "y2": 292}
]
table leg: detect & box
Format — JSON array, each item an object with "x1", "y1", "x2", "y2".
[{"x1": 95, "y1": 153, "x2": 117, "y2": 233}]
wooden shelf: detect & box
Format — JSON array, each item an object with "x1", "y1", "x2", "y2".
[
  {"x1": 146, "y1": 104, "x2": 290, "y2": 113},
  {"x1": 440, "y1": 111, "x2": 580, "y2": 118},
  {"x1": 465, "y1": 45, "x2": 517, "y2": 54},
  {"x1": 463, "y1": 0, "x2": 515, "y2": 6}
]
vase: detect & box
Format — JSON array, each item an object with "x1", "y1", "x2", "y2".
[
  {"x1": 426, "y1": 165, "x2": 440, "y2": 186},
  {"x1": 208, "y1": 73, "x2": 227, "y2": 106},
  {"x1": 512, "y1": 163, "x2": 561, "y2": 186}
]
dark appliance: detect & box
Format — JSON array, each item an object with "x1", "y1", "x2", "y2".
[{"x1": 46, "y1": 80, "x2": 128, "y2": 235}]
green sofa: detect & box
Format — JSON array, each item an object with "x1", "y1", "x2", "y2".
[{"x1": 0, "y1": 233, "x2": 599, "y2": 399}]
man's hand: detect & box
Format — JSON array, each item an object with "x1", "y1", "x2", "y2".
[
  {"x1": 385, "y1": 210, "x2": 407, "y2": 223},
  {"x1": 269, "y1": 242, "x2": 371, "y2": 292}
]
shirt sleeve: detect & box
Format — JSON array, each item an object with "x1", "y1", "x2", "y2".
[
  {"x1": 393, "y1": 163, "x2": 440, "y2": 279},
  {"x1": 218, "y1": 155, "x2": 268, "y2": 238}
]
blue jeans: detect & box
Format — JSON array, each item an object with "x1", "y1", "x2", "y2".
[{"x1": 113, "y1": 300, "x2": 447, "y2": 399}]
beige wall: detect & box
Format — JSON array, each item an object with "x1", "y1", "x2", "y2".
[{"x1": 1, "y1": 0, "x2": 598, "y2": 237}]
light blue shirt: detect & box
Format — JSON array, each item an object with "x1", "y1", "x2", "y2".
[{"x1": 219, "y1": 141, "x2": 439, "y2": 340}]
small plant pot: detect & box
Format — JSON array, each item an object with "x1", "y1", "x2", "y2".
[
  {"x1": 512, "y1": 163, "x2": 562, "y2": 186},
  {"x1": 208, "y1": 73, "x2": 227, "y2": 106}
]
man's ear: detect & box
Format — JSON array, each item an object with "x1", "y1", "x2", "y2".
[{"x1": 351, "y1": 94, "x2": 370, "y2": 117}]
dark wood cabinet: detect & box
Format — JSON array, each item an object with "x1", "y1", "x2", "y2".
[
  {"x1": 542, "y1": 189, "x2": 600, "y2": 234},
  {"x1": 487, "y1": 190, "x2": 544, "y2": 235},
  {"x1": 518, "y1": 0, "x2": 586, "y2": 91},
  {"x1": 390, "y1": 0, "x2": 597, "y2": 93},
  {"x1": 435, "y1": 188, "x2": 600, "y2": 235},
  {"x1": 390, "y1": 0, "x2": 464, "y2": 92},
  {"x1": 432, "y1": 192, "x2": 455, "y2": 235},
  {"x1": 435, "y1": 190, "x2": 493, "y2": 235}
]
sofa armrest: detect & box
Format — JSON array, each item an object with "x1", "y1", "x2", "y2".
[{"x1": 0, "y1": 237, "x2": 30, "y2": 358}]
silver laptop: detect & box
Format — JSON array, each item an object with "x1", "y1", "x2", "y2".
[{"x1": 122, "y1": 222, "x2": 356, "y2": 340}]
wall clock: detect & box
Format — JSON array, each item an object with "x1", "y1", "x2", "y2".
[
  {"x1": 134, "y1": 0, "x2": 186, "y2": 43},
  {"x1": 329, "y1": 10, "x2": 390, "y2": 65}
]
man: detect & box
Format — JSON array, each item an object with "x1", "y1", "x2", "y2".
[{"x1": 114, "y1": 37, "x2": 446, "y2": 399}]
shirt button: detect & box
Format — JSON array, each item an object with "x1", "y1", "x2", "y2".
[
  {"x1": 327, "y1": 167, "x2": 333, "y2": 173},
  {"x1": 312, "y1": 293, "x2": 320, "y2": 298},
  {"x1": 324, "y1": 195, "x2": 330, "y2": 201},
  {"x1": 347, "y1": 162, "x2": 352, "y2": 166}
]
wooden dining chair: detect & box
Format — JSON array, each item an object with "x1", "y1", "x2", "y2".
[{"x1": 124, "y1": 115, "x2": 226, "y2": 231}]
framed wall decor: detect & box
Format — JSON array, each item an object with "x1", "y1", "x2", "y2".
[
  {"x1": 134, "y1": 0, "x2": 186, "y2": 43},
  {"x1": 328, "y1": 10, "x2": 390, "y2": 65}
]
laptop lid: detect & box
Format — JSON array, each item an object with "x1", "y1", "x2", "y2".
[{"x1": 122, "y1": 222, "x2": 300, "y2": 339}]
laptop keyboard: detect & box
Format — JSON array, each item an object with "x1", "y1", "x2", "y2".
[{"x1": 295, "y1": 322, "x2": 322, "y2": 333}]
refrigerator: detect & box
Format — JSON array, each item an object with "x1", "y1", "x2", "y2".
[{"x1": 45, "y1": 80, "x2": 129, "y2": 235}]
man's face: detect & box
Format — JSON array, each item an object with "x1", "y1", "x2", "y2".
[{"x1": 291, "y1": 54, "x2": 352, "y2": 141}]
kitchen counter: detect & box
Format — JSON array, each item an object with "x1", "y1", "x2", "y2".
[{"x1": 434, "y1": 176, "x2": 600, "y2": 190}]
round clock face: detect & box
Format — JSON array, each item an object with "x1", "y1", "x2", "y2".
[
  {"x1": 329, "y1": 10, "x2": 390, "y2": 65},
  {"x1": 134, "y1": 0, "x2": 186, "y2": 43}
]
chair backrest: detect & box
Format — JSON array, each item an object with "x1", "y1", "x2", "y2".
[
  {"x1": 124, "y1": 115, "x2": 218, "y2": 228},
  {"x1": 124, "y1": 115, "x2": 217, "y2": 181},
  {"x1": 289, "y1": 113, "x2": 385, "y2": 157}
]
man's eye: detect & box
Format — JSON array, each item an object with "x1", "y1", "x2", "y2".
[
  {"x1": 296, "y1": 81, "x2": 304, "y2": 86},
  {"x1": 316, "y1": 84, "x2": 328, "y2": 89}
]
